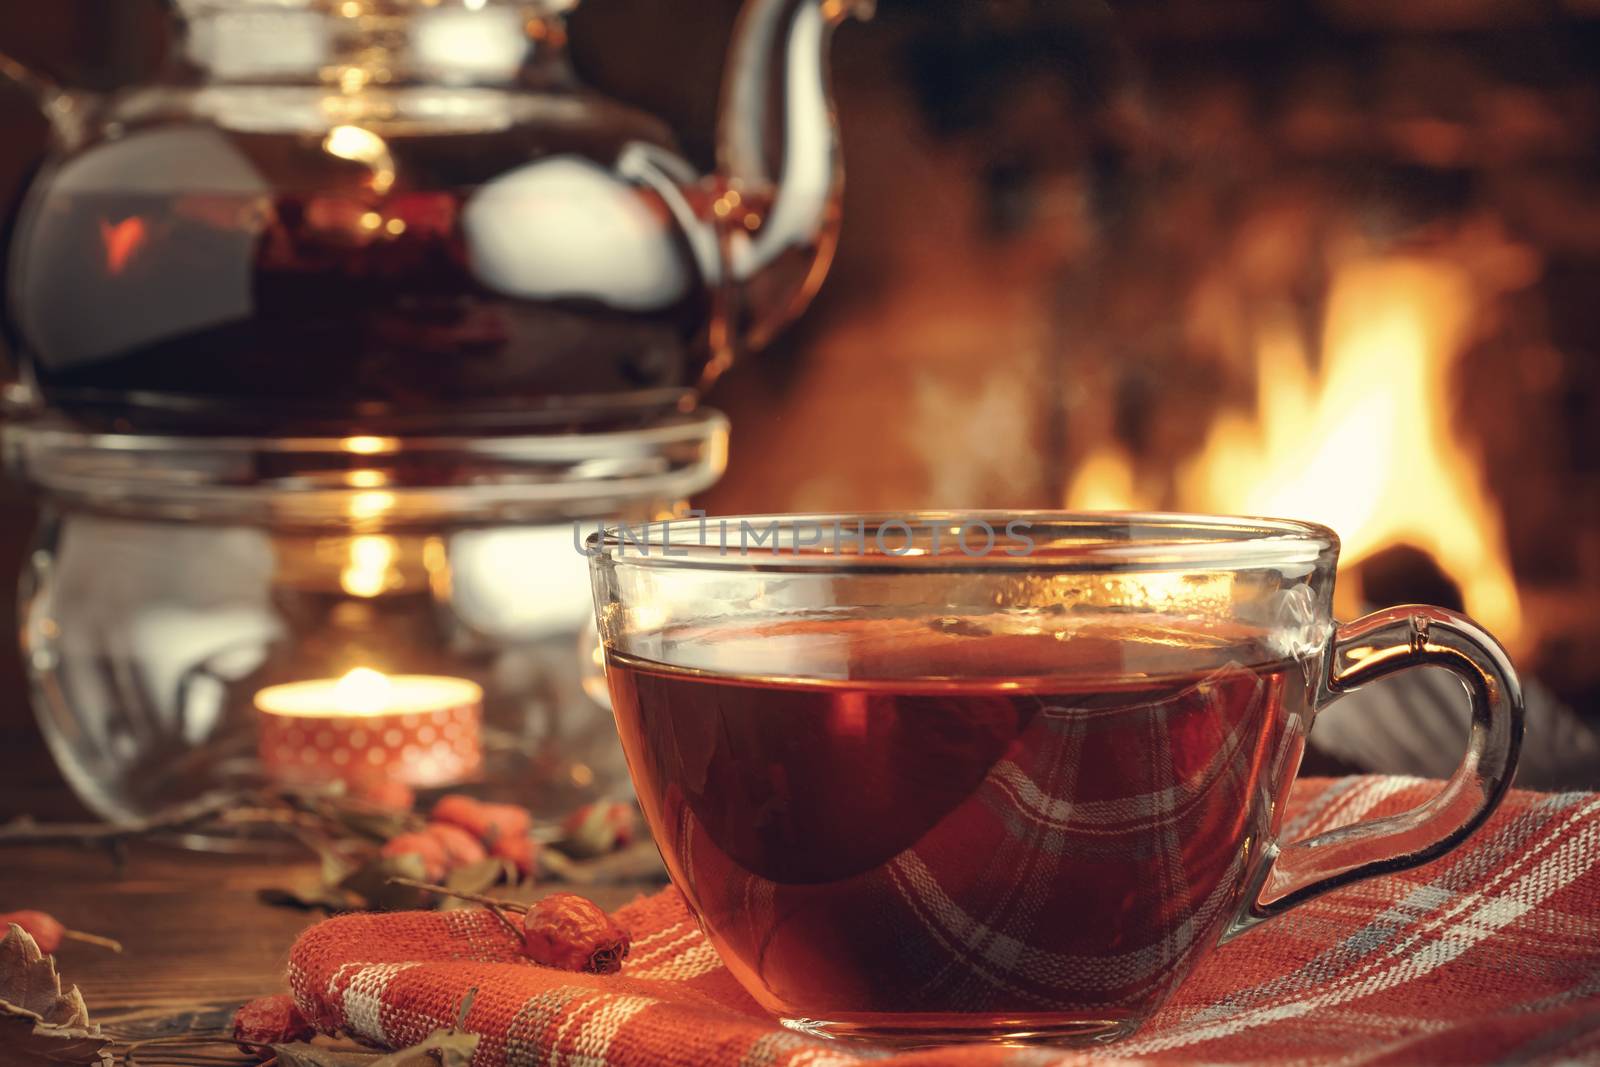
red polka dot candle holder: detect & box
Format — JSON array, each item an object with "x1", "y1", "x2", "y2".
[{"x1": 256, "y1": 670, "x2": 484, "y2": 789}]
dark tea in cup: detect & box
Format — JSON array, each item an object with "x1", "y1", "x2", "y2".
[{"x1": 610, "y1": 615, "x2": 1306, "y2": 1041}]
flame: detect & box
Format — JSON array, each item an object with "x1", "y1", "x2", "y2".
[
  {"x1": 1063, "y1": 255, "x2": 1522, "y2": 649},
  {"x1": 1066, "y1": 445, "x2": 1153, "y2": 512},
  {"x1": 332, "y1": 667, "x2": 395, "y2": 716},
  {"x1": 1180, "y1": 257, "x2": 1521, "y2": 645}
]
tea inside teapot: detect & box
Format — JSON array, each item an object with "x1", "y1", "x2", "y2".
[{"x1": 1, "y1": 0, "x2": 867, "y2": 431}]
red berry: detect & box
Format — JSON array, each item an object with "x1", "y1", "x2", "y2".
[
  {"x1": 381, "y1": 833, "x2": 449, "y2": 882},
  {"x1": 431, "y1": 794, "x2": 486, "y2": 835},
  {"x1": 432, "y1": 795, "x2": 532, "y2": 846},
  {"x1": 477, "y1": 803, "x2": 533, "y2": 844},
  {"x1": 424, "y1": 822, "x2": 488, "y2": 868},
  {"x1": 0, "y1": 911, "x2": 64, "y2": 954},
  {"x1": 491, "y1": 833, "x2": 540, "y2": 879},
  {"x1": 560, "y1": 801, "x2": 637, "y2": 858},
  {"x1": 522, "y1": 893, "x2": 630, "y2": 974},
  {"x1": 233, "y1": 994, "x2": 314, "y2": 1054}
]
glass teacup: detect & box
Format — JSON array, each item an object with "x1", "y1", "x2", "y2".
[{"x1": 589, "y1": 513, "x2": 1523, "y2": 1046}]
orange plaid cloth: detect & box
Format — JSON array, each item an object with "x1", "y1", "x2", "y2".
[{"x1": 289, "y1": 778, "x2": 1600, "y2": 1065}]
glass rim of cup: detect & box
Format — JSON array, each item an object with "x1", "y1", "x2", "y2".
[{"x1": 585, "y1": 510, "x2": 1341, "y2": 574}]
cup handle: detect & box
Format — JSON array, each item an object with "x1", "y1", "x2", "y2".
[{"x1": 1226, "y1": 605, "x2": 1525, "y2": 940}]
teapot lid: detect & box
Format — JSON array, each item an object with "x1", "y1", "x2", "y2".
[
  {"x1": 172, "y1": 0, "x2": 580, "y2": 87},
  {"x1": 172, "y1": 0, "x2": 580, "y2": 17}
]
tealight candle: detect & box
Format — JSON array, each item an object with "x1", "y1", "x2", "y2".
[{"x1": 256, "y1": 668, "x2": 483, "y2": 788}]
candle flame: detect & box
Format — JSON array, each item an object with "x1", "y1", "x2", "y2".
[
  {"x1": 257, "y1": 671, "x2": 481, "y2": 719},
  {"x1": 333, "y1": 667, "x2": 394, "y2": 715}
]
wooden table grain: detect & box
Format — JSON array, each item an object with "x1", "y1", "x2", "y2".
[{"x1": 1, "y1": 837, "x2": 651, "y2": 1063}]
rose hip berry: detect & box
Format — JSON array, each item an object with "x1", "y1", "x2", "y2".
[
  {"x1": 476, "y1": 803, "x2": 533, "y2": 843},
  {"x1": 522, "y1": 893, "x2": 630, "y2": 974},
  {"x1": 1, "y1": 910, "x2": 120, "y2": 954},
  {"x1": 381, "y1": 832, "x2": 450, "y2": 882},
  {"x1": 430, "y1": 794, "x2": 483, "y2": 833},
  {"x1": 425, "y1": 822, "x2": 489, "y2": 868},
  {"x1": 561, "y1": 801, "x2": 638, "y2": 858},
  {"x1": 491, "y1": 833, "x2": 540, "y2": 879},
  {"x1": 432, "y1": 794, "x2": 533, "y2": 845},
  {"x1": 233, "y1": 994, "x2": 315, "y2": 1055},
  {"x1": 378, "y1": 881, "x2": 630, "y2": 974},
  {"x1": 1, "y1": 911, "x2": 64, "y2": 953}
]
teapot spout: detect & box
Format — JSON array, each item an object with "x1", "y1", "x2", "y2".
[
  {"x1": 713, "y1": 0, "x2": 870, "y2": 362},
  {"x1": 0, "y1": 54, "x2": 99, "y2": 152}
]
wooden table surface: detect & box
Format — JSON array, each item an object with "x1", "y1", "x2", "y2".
[{"x1": 2, "y1": 814, "x2": 650, "y2": 1064}]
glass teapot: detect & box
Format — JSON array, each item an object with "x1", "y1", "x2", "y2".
[{"x1": 0, "y1": 0, "x2": 869, "y2": 431}]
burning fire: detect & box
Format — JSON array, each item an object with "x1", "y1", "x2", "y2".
[
  {"x1": 1069, "y1": 256, "x2": 1523, "y2": 648},
  {"x1": 1066, "y1": 445, "x2": 1146, "y2": 514}
]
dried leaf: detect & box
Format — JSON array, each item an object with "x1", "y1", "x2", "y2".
[
  {"x1": 440, "y1": 859, "x2": 512, "y2": 909},
  {"x1": 338, "y1": 810, "x2": 418, "y2": 844},
  {"x1": 558, "y1": 801, "x2": 638, "y2": 859},
  {"x1": 0, "y1": 1015, "x2": 114, "y2": 1066},
  {"x1": 541, "y1": 841, "x2": 666, "y2": 886},
  {"x1": 0, "y1": 926, "x2": 89, "y2": 1028},
  {"x1": 258, "y1": 885, "x2": 352, "y2": 913},
  {"x1": 262, "y1": 833, "x2": 368, "y2": 913},
  {"x1": 270, "y1": 1044, "x2": 381, "y2": 1067},
  {"x1": 340, "y1": 853, "x2": 431, "y2": 911},
  {"x1": 371, "y1": 1029, "x2": 479, "y2": 1067},
  {"x1": 274, "y1": 1029, "x2": 480, "y2": 1067},
  {"x1": 0, "y1": 926, "x2": 112, "y2": 1066},
  {"x1": 318, "y1": 841, "x2": 359, "y2": 887},
  {"x1": 454, "y1": 988, "x2": 478, "y2": 1030},
  {"x1": 310, "y1": 794, "x2": 421, "y2": 844}
]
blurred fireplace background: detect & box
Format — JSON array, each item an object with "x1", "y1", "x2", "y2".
[{"x1": 1, "y1": 0, "x2": 1596, "y2": 802}]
